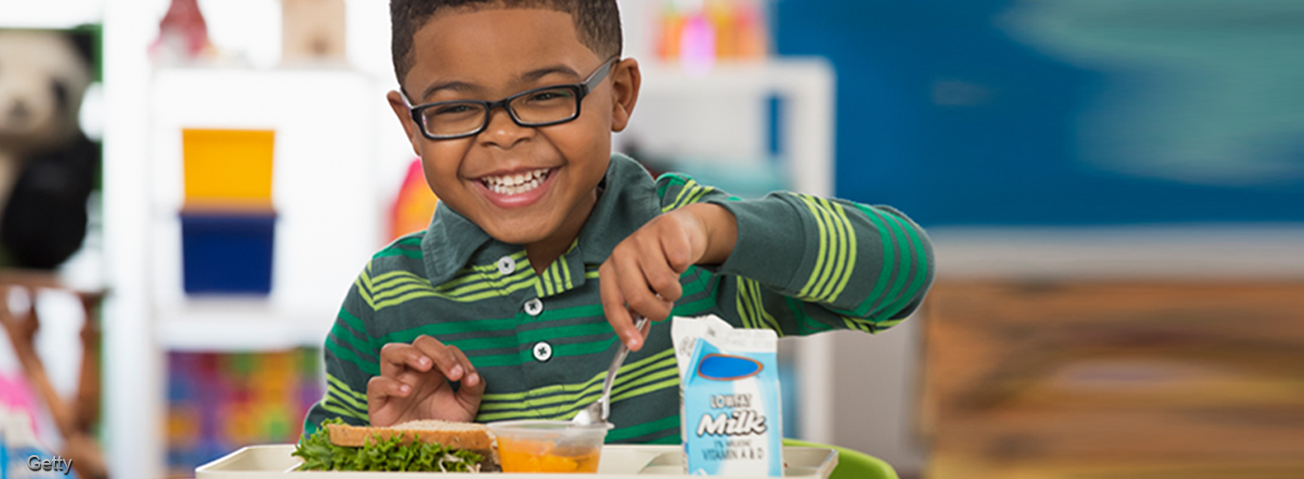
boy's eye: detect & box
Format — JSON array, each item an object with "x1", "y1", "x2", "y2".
[
  {"x1": 432, "y1": 103, "x2": 480, "y2": 116},
  {"x1": 524, "y1": 89, "x2": 574, "y2": 103}
]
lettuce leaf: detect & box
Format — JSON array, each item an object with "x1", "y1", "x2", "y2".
[{"x1": 293, "y1": 418, "x2": 485, "y2": 472}]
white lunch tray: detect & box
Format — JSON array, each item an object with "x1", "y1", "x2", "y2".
[{"x1": 196, "y1": 444, "x2": 837, "y2": 478}]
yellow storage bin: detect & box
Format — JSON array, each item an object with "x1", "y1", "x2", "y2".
[{"x1": 183, "y1": 129, "x2": 276, "y2": 206}]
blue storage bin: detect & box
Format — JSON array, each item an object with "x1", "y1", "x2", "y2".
[{"x1": 180, "y1": 211, "x2": 277, "y2": 294}]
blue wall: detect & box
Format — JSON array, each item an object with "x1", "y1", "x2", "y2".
[{"x1": 773, "y1": 0, "x2": 1304, "y2": 226}]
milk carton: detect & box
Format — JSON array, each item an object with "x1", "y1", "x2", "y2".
[{"x1": 672, "y1": 315, "x2": 782, "y2": 476}]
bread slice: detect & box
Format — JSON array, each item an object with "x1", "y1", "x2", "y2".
[{"x1": 325, "y1": 419, "x2": 498, "y2": 455}]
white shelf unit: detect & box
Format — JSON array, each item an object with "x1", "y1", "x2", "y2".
[
  {"x1": 104, "y1": 64, "x2": 397, "y2": 479},
  {"x1": 155, "y1": 302, "x2": 337, "y2": 352},
  {"x1": 147, "y1": 67, "x2": 384, "y2": 352}
]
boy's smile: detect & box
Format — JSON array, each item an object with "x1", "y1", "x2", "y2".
[
  {"x1": 478, "y1": 167, "x2": 552, "y2": 199},
  {"x1": 473, "y1": 164, "x2": 561, "y2": 209},
  {"x1": 388, "y1": 7, "x2": 639, "y2": 271}
]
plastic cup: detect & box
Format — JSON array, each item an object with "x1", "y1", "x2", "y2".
[{"x1": 487, "y1": 420, "x2": 613, "y2": 473}]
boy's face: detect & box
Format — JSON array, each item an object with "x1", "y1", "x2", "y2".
[{"x1": 388, "y1": 8, "x2": 640, "y2": 247}]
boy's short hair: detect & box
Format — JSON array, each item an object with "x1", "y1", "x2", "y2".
[{"x1": 390, "y1": 0, "x2": 623, "y2": 89}]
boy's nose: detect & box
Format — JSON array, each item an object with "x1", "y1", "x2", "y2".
[{"x1": 479, "y1": 107, "x2": 534, "y2": 149}]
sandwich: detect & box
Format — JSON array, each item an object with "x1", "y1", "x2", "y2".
[{"x1": 293, "y1": 418, "x2": 500, "y2": 472}]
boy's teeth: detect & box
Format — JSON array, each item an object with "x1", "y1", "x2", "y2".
[{"x1": 482, "y1": 168, "x2": 550, "y2": 195}]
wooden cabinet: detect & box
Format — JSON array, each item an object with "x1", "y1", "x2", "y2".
[{"x1": 921, "y1": 280, "x2": 1304, "y2": 478}]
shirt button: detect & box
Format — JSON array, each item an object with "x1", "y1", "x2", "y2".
[
  {"x1": 497, "y1": 256, "x2": 516, "y2": 276},
  {"x1": 524, "y1": 298, "x2": 544, "y2": 316},
  {"x1": 532, "y1": 341, "x2": 553, "y2": 362}
]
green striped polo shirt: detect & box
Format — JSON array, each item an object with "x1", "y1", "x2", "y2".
[{"x1": 303, "y1": 154, "x2": 934, "y2": 444}]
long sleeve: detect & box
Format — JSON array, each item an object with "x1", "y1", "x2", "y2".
[
  {"x1": 658, "y1": 173, "x2": 934, "y2": 335},
  {"x1": 301, "y1": 265, "x2": 381, "y2": 436}
]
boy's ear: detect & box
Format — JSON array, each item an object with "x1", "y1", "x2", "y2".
[
  {"x1": 609, "y1": 58, "x2": 641, "y2": 133},
  {"x1": 387, "y1": 90, "x2": 423, "y2": 157}
]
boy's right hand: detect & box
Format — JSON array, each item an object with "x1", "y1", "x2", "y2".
[{"x1": 367, "y1": 335, "x2": 485, "y2": 427}]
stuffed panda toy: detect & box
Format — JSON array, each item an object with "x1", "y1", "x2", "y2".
[{"x1": 0, "y1": 29, "x2": 98, "y2": 270}]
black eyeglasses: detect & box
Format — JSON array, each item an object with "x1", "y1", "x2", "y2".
[{"x1": 402, "y1": 57, "x2": 618, "y2": 140}]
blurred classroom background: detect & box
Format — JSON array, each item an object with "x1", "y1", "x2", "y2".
[{"x1": 0, "y1": 0, "x2": 1301, "y2": 478}]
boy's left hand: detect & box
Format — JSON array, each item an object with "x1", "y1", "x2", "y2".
[{"x1": 600, "y1": 203, "x2": 736, "y2": 352}]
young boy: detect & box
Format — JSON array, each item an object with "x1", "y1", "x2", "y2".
[{"x1": 302, "y1": 0, "x2": 933, "y2": 445}]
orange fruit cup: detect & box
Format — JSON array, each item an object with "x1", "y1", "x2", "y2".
[{"x1": 488, "y1": 420, "x2": 612, "y2": 473}]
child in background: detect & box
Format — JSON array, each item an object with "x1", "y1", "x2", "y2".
[{"x1": 302, "y1": 0, "x2": 933, "y2": 445}]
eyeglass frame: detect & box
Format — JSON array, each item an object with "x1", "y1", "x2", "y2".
[{"x1": 401, "y1": 56, "x2": 620, "y2": 140}]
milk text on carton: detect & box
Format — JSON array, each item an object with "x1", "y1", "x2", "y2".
[{"x1": 696, "y1": 398, "x2": 768, "y2": 437}]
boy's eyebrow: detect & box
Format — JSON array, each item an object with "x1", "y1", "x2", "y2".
[
  {"x1": 418, "y1": 65, "x2": 581, "y2": 101},
  {"x1": 420, "y1": 81, "x2": 477, "y2": 102},
  {"x1": 517, "y1": 64, "x2": 580, "y2": 84}
]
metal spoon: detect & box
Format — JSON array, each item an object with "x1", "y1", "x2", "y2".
[{"x1": 572, "y1": 315, "x2": 649, "y2": 426}]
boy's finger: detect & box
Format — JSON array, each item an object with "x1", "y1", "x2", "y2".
[
  {"x1": 642, "y1": 241, "x2": 684, "y2": 303},
  {"x1": 617, "y1": 255, "x2": 673, "y2": 323},
  {"x1": 411, "y1": 335, "x2": 466, "y2": 381},
  {"x1": 445, "y1": 344, "x2": 480, "y2": 387},
  {"x1": 659, "y1": 219, "x2": 696, "y2": 273},
  {"x1": 455, "y1": 366, "x2": 487, "y2": 413},
  {"x1": 380, "y1": 342, "x2": 433, "y2": 377},
  {"x1": 599, "y1": 262, "x2": 640, "y2": 351},
  {"x1": 638, "y1": 315, "x2": 653, "y2": 337},
  {"x1": 367, "y1": 376, "x2": 411, "y2": 404},
  {"x1": 395, "y1": 367, "x2": 432, "y2": 389}
]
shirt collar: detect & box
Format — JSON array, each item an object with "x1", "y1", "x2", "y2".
[{"x1": 420, "y1": 153, "x2": 660, "y2": 286}]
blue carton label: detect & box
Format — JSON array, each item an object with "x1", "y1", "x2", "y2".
[{"x1": 673, "y1": 316, "x2": 782, "y2": 476}]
